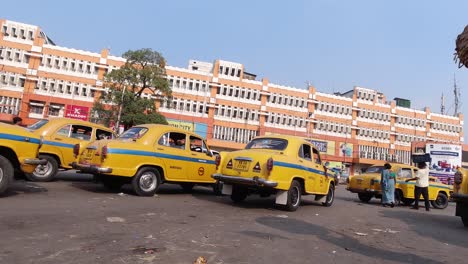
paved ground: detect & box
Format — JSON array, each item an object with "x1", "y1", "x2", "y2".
[{"x1": 0, "y1": 171, "x2": 467, "y2": 264}]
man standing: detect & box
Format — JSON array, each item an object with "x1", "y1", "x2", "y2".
[{"x1": 407, "y1": 162, "x2": 430, "y2": 211}]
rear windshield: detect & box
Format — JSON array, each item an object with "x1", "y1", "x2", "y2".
[
  {"x1": 119, "y1": 127, "x2": 148, "y2": 139},
  {"x1": 28, "y1": 119, "x2": 49, "y2": 130},
  {"x1": 364, "y1": 166, "x2": 384, "y2": 174},
  {"x1": 245, "y1": 138, "x2": 288, "y2": 150}
]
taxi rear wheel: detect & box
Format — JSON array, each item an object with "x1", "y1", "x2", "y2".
[
  {"x1": 358, "y1": 193, "x2": 372, "y2": 203},
  {"x1": 402, "y1": 198, "x2": 414, "y2": 206},
  {"x1": 0, "y1": 155, "x2": 14, "y2": 195},
  {"x1": 25, "y1": 155, "x2": 58, "y2": 182},
  {"x1": 431, "y1": 192, "x2": 449, "y2": 209},
  {"x1": 132, "y1": 168, "x2": 160, "y2": 196},
  {"x1": 284, "y1": 180, "x2": 302, "y2": 211}
]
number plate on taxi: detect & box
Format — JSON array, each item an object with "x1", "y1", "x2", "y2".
[
  {"x1": 234, "y1": 160, "x2": 250, "y2": 172},
  {"x1": 85, "y1": 151, "x2": 94, "y2": 159}
]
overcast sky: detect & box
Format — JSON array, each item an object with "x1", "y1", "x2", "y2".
[{"x1": 4, "y1": 0, "x2": 468, "y2": 141}]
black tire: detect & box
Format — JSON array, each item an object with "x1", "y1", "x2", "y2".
[
  {"x1": 102, "y1": 177, "x2": 125, "y2": 192},
  {"x1": 462, "y1": 215, "x2": 468, "y2": 227},
  {"x1": 25, "y1": 155, "x2": 58, "y2": 182},
  {"x1": 0, "y1": 155, "x2": 14, "y2": 195},
  {"x1": 284, "y1": 180, "x2": 302, "y2": 211},
  {"x1": 402, "y1": 198, "x2": 414, "y2": 206},
  {"x1": 230, "y1": 186, "x2": 248, "y2": 203},
  {"x1": 394, "y1": 190, "x2": 403, "y2": 205},
  {"x1": 322, "y1": 183, "x2": 335, "y2": 207},
  {"x1": 213, "y1": 180, "x2": 223, "y2": 196},
  {"x1": 431, "y1": 192, "x2": 449, "y2": 209},
  {"x1": 131, "y1": 167, "x2": 160, "y2": 196},
  {"x1": 180, "y1": 183, "x2": 195, "y2": 192},
  {"x1": 358, "y1": 193, "x2": 372, "y2": 203}
]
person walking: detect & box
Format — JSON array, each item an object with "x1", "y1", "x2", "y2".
[
  {"x1": 406, "y1": 162, "x2": 430, "y2": 211},
  {"x1": 381, "y1": 163, "x2": 396, "y2": 207}
]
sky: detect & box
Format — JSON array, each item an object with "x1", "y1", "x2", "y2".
[{"x1": 4, "y1": 0, "x2": 468, "y2": 140}]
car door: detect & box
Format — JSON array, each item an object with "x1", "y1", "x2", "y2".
[
  {"x1": 51, "y1": 124, "x2": 93, "y2": 166},
  {"x1": 187, "y1": 135, "x2": 216, "y2": 182},
  {"x1": 311, "y1": 146, "x2": 328, "y2": 194},
  {"x1": 156, "y1": 132, "x2": 189, "y2": 180},
  {"x1": 298, "y1": 143, "x2": 316, "y2": 193}
]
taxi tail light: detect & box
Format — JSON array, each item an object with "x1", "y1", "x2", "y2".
[
  {"x1": 73, "y1": 144, "x2": 80, "y2": 158},
  {"x1": 454, "y1": 171, "x2": 463, "y2": 185},
  {"x1": 266, "y1": 158, "x2": 274, "y2": 172},
  {"x1": 101, "y1": 146, "x2": 108, "y2": 159},
  {"x1": 215, "y1": 155, "x2": 221, "y2": 169}
]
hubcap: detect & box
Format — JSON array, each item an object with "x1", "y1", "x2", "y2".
[
  {"x1": 0, "y1": 167, "x2": 3, "y2": 183},
  {"x1": 33, "y1": 161, "x2": 52, "y2": 178},
  {"x1": 291, "y1": 186, "x2": 300, "y2": 206},
  {"x1": 139, "y1": 172, "x2": 157, "y2": 192}
]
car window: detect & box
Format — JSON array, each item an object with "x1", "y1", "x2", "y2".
[
  {"x1": 298, "y1": 144, "x2": 312, "y2": 160},
  {"x1": 96, "y1": 129, "x2": 114, "y2": 140},
  {"x1": 56, "y1": 125, "x2": 72, "y2": 137},
  {"x1": 70, "y1": 125, "x2": 92, "y2": 140},
  {"x1": 312, "y1": 148, "x2": 321, "y2": 164},
  {"x1": 245, "y1": 138, "x2": 287, "y2": 150},
  {"x1": 28, "y1": 119, "x2": 49, "y2": 130},
  {"x1": 398, "y1": 168, "x2": 412, "y2": 178},
  {"x1": 364, "y1": 166, "x2": 384, "y2": 174},
  {"x1": 189, "y1": 135, "x2": 208, "y2": 153},
  {"x1": 158, "y1": 132, "x2": 186, "y2": 150},
  {"x1": 120, "y1": 127, "x2": 148, "y2": 139}
]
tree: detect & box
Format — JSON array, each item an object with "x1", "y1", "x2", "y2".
[
  {"x1": 455, "y1": 26, "x2": 468, "y2": 68},
  {"x1": 91, "y1": 48, "x2": 172, "y2": 131}
]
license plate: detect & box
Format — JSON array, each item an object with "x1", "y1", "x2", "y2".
[
  {"x1": 234, "y1": 160, "x2": 250, "y2": 172},
  {"x1": 85, "y1": 151, "x2": 94, "y2": 160}
]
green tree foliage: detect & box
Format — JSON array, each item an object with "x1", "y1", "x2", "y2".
[{"x1": 91, "y1": 48, "x2": 171, "y2": 129}]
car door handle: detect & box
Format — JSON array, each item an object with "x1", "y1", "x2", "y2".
[
  {"x1": 54, "y1": 138, "x2": 62, "y2": 141},
  {"x1": 157, "y1": 148, "x2": 164, "y2": 151}
]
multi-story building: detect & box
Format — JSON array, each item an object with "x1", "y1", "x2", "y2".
[{"x1": 1, "y1": 19, "x2": 464, "y2": 176}]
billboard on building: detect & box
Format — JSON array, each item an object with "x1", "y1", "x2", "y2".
[
  {"x1": 64, "y1": 105, "x2": 89, "y2": 121},
  {"x1": 308, "y1": 139, "x2": 335, "y2": 155},
  {"x1": 426, "y1": 143, "x2": 462, "y2": 184}
]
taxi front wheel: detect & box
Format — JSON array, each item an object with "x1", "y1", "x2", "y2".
[
  {"x1": 132, "y1": 167, "x2": 160, "y2": 196},
  {"x1": 431, "y1": 192, "x2": 449, "y2": 209},
  {"x1": 0, "y1": 155, "x2": 14, "y2": 195}
]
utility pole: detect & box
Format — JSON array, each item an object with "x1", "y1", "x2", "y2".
[
  {"x1": 454, "y1": 74, "x2": 461, "y2": 116},
  {"x1": 440, "y1": 93, "x2": 445, "y2": 115}
]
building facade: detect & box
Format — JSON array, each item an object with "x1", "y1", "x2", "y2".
[{"x1": 0, "y1": 19, "x2": 464, "y2": 176}]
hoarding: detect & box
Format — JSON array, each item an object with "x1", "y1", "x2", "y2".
[
  {"x1": 426, "y1": 143, "x2": 462, "y2": 184},
  {"x1": 64, "y1": 105, "x2": 89, "y2": 121}
]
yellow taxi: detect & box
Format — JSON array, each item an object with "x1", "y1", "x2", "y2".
[
  {"x1": 26, "y1": 118, "x2": 116, "y2": 181},
  {"x1": 347, "y1": 162, "x2": 452, "y2": 209},
  {"x1": 71, "y1": 124, "x2": 219, "y2": 196},
  {"x1": 453, "y1": 168, "x2": 468, "y2": 226},
  {"x1": 212, "y1": 135, "x2": 337, "y2": 211},
  {"x1": 0, "y1": 122, "x2": 46, "y2": 195}
]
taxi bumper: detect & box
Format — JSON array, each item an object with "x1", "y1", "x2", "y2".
[
  {"x1": 212, "y1": 174, "x2": 278, "y2": 188},
  {"x1": 70, "y1": 162, "x2": 112, "y2": 174}
]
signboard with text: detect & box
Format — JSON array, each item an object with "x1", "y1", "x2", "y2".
[{"x1": 64, "y1": 105, "x2": 89, "y2": 121}]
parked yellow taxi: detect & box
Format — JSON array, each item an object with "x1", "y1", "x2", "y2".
[
  {"x1": 0, "y1": 122, "x2": 46, "y2": 195},
  {"x1": 212, "y1": 135, "x2": 337, "y2": 211},
  {"x1": 453, "y1": 168, "x2": 468, "y2": 226},
  {"x1": 347, "y1": 162, "x2": 452, "y2": 208},
  {"x1": 71, "y1": 124, "x2": 219, "y2": 196},
  {"x1": 26, "y1": 118, "x2": 115, "y2": 181}
]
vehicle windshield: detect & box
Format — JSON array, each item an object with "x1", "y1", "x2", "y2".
[
  {"x1": 119, "y1": 127, "x2": 148, "y2": 139},
  {"x1": 245, "y1": 138, "x2": 288, "y2": 150},
  {"x1": 27, "y1": 119, "x2": 49, "y2": 130},
  {"x1": 364, "y1": 166, "x2": 384, "y2": 174}
]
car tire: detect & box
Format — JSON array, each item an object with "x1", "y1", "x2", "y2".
[
  {"x1": 358, "y1": 193, "x2": 372, "y2": 203},
  {"x1": 180, "y1": 183, "x2": 195, "y2": 192},
  {"x1": 322, "y1": 183, "x2": 335, "y2": 207},
  {"x1": 213, "y1": 180, "x2": 223, "y2": 196},
  {"x1": 131, "y1": 167, "x2": 160, "y2": 196},
  {"x1": 0, "y1": 155, "x2": 14, "y2": 195},
  {"x1": 102, "y1": 177, "x2": 125, "y2": 192},
  {"x1": 431, "y1": 192, "x2": 449, "y2": 209},
  {"x1": 230, "y1": 186, "x2": 248, "y2": 203},
  {"x1": 25, "y1": 155, "x2": 58, "y2": 182},
  {"x1": 284, "y1": 180, "x2": 302, "y2": 211},
  {"x1": 394, "y1": 190, "x2": 403, "y2": 205}
]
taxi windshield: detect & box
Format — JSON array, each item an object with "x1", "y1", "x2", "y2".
[
  {"x1": 245, "y1": 138, "x2": 288, "y2": 150},
  {"x1": 364, "y1": 166, "x2": 384, "y2": 174},
  {"x1": 119, "y1": 127, "x2": 148, "y2": 139},
  {"x1": 27, "y1": 119, "x2": 49, "y2": 130}
]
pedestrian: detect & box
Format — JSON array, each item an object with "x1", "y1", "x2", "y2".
[
  {"x1": 406, "y1": 162, "x2": 430, "y2": 211},
  {"x1": 12, "y1": 116, "x2": 23, "y2": 126},
  {"x1": 381, "y1": 163, "x2": 396, "y2": 207}
]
